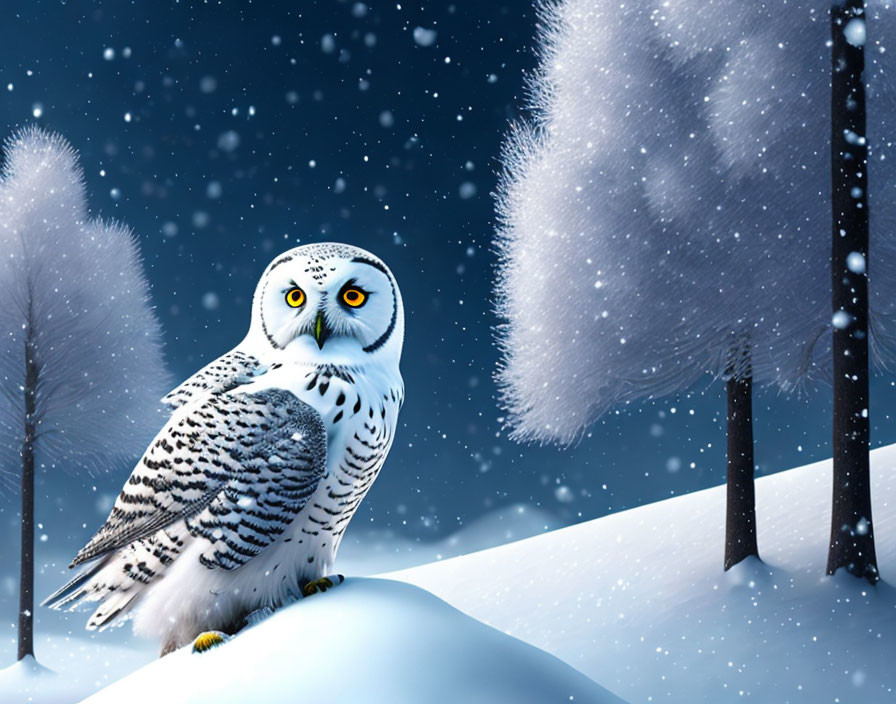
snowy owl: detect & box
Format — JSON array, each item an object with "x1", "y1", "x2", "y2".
[{"x1": 45, "y1": 243, "x2": 404, "y2": 655}]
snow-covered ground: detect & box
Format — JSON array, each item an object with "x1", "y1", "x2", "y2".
[
  {"x1": 0, "y1": 568, "x2": 157, "y2": 703},
  {"x1": 0, "y1": 642, "x2": 153, "y2": 704},
  {"x1": 6, "y1": 449, "x2": 896, "y2": 703},
  {"x1": 392, "y1": 446, "x2": 896, "y2": 704},
  {"x1": 78, "y1": 578, "x2": 621, "y2": 704}
]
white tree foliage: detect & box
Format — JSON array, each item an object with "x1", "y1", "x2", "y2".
[
  {"x1": 495, "y1": 0, "x2": 896, "y2": 445},
  {"x1": 0, "y1": 127, "x2": 170, "y2": 481}
]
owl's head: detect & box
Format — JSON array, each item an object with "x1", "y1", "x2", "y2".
[{"x1": 249, "y1": 243, "x2": 404, "y2": 366}]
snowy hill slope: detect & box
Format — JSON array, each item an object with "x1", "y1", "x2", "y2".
[
  {"x1": 392, "y1": 446, "x2": 896, "y2": 704},
  {"x1": 79, "y1": 579, "x2": 622, "y2": 704},
  {"x1": 337, "y1": 503, "x2": 561, "y2": 575}
]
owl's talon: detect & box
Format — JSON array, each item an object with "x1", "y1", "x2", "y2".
[
  {"x1": 302, "y1": 577, "x2": 333, "y2": 596},
  {"x1": 302, "y1": 574, "x2": 345, "y2": 597},
  {"x1": 191, "y1": 630, "x2": 230, "y2": 653}
]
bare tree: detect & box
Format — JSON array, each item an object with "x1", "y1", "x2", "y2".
[
  {"x1": 0, "y1": 128, "x2": 169, "y2": 661},
  {"x1": 827, "y1": 1, "x2": 878, "y2": 582}
]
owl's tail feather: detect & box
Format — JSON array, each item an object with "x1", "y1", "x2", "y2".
[
  {"x1": 42, "y1": 555, "x2": 113, "y2": 610},
  {"x1": 87, "y1": 590, "x2": 141, "y2": 631},
  {"x1": 44, "y1": 528, "x2": 186, "y2": 632},
  {"x1": 43, "y1": 553, "x2": 144, "y2": 630}
]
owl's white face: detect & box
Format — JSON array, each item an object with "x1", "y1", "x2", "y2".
[{"x1": 250, "y1": 243, "x2": 404, "y2": 366}]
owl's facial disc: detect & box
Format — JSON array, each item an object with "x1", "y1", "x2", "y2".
[{"x1": 259, "y1": 251, "x2": 399, "y2": 358}]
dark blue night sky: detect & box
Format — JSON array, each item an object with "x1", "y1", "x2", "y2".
[{"x1": 3, "y1": 0, "x2": 896, "y2": 555}]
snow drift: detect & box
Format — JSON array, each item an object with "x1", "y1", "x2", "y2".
[
  {"x1": 0, "y1": 642, "x2": 151, "y2": 704},
  {"x1": 394, "y1": 444, "x2": 896, "y2": 703},
  {"x1": 78, "y1": 579, "x2": 622, "y2": 704}
]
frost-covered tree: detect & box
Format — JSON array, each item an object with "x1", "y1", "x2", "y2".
[
  {"x1": 495, "y1": 0, "x2": 896, "y2": 570},
  {"x1": 0, "y1": 128, "x2": 169, "y2": 661}
]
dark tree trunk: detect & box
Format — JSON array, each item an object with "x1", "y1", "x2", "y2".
[
  {"x1": 828, "y1": 0, "x2": 879, "y2": 583},
  {"x1": 18, "y1": 332, "x2": 37, "y2": 660},
  {"x1": 724, "y1": 369, "x2": 758, "y2": 571}
]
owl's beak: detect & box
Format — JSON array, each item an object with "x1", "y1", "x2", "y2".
[{"x1": 313, "y1": 311, "x2": 331, "y2": 349}]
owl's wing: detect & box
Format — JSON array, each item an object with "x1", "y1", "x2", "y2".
[
  {"x1": 161, "y1": 349, "x2": 265, "y2": 409},
  {"x1": 71, "y1": 389, "x2": 327, "y2": 570}
]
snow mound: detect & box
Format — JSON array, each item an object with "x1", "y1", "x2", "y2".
[
  {"x1": 0, "y1": 641, "x2": 153, "y2": 704},
  {"x1": 80, "y1": 578, "x2": 622, "y2": 704},
  {"x1": 393, "y1": 445, "x2": 896, "y2": 703},
  {"x1": 0, "y1": 655, "x2": 57, "y2": 704}
]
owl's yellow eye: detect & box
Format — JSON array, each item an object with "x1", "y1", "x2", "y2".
[
  {"x1": 285, "y1": 287, "x2": 306, "y2": 308},
  {"x1": 341, "y1": 287, "x2": 367, "y2": 308}
]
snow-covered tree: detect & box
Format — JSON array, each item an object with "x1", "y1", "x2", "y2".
[
  {"x1": 495, "y1": 0, "x2": 896, "y2": 570},
  {"x1": 0, "y1": 128, "x2": 169, "y2": 661}
]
